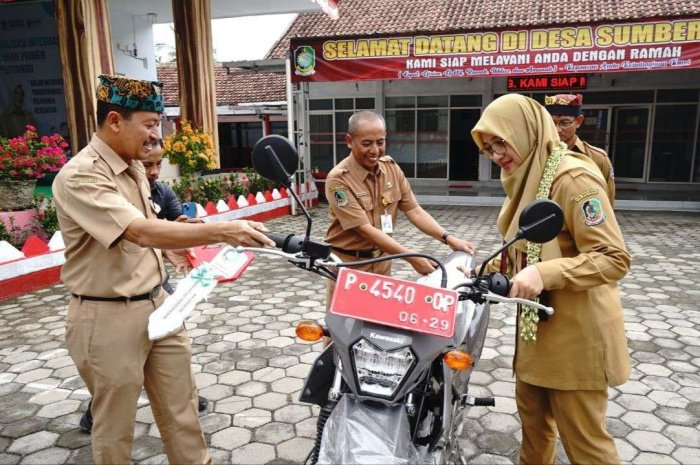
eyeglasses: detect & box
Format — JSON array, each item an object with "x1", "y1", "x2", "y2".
[
  {"x1": 478, "y1": 139, "x2": 507, "y2": 159},
  {"x1": 553, "y1": 119, "x2": 577, "y2": 128}
]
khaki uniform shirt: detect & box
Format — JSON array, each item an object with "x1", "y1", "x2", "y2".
[
  {"x1": 325, "y1": 154, "x2": 419, "y2": 252},
  {"x1": 494, "y1": 166, "x2": 630, "y2": 391},
  {"x1": 572, "y1": 137, "x2": 615, "y2": 206},
  {"x1": 54, "y1": 134, "x2": 164, "y2": 297}
]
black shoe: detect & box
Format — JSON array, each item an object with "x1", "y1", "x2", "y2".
[
  {"x1": 79, "y1": 400, "x2": 93, "y2": 434},
  {"x1": 198, "y1": 395, "x2": 208, "y2": 413}
]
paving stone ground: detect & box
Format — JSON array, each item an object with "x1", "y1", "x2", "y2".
[{"x1": 0, "y1": 206, "x2": 698, "y2": 464}]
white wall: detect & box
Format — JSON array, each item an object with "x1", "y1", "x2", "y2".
[
  {"x1": 108, "y1": 5, "x2": 178, "y2": 178},
  {"x1": 109, "y1": 7, "x2": 157, "y2": 81}
]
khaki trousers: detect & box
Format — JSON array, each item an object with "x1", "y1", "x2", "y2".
[
  {"x1": 66, "y1": 293, "x2": 210, "y2": 465},
  {"x1": 516, "y1": 378, "x2": 619, "y2": 465}
]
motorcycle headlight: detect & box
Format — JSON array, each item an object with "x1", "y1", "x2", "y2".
[{"x1": 351, "y1": 338, "x2": 415, "y2": 398}]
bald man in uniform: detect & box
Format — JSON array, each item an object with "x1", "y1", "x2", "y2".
[
  {"x1": 54, "y1": 75, "x2": 274, "y2": 464},
  {"x1": 325, "y1": 110, "x2": 474, "y2": 281},
  {"x1": 545, "y1": 94, "x2": 616, "y2": 205}
]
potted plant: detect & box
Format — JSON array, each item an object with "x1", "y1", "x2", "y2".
[
  {"x1": 311, "y1": 166, "x2": 328, "y2": 201},
  {"x1": 0, "y1": 125, "x2": 68, "y2": 211},
  {"x1": 162, "y1": 120, "x2": 216, "y2": 176}
]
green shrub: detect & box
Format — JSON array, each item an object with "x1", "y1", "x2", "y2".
[
  {"x1": 34, "y1": 195, "x2": 60, "y2": 238},
  {"x1": 243, "y1": 168, "x2": 275, "y2": 194},
  {"x1": 0, "y1": 217, "x2": 13, "y2": 244},
  {"x1": 169, "y1": 174, "x2": 247, "y2": 205},
  {"x1": 199, "y1": 176, "x2": 227, "y2": 205},
  {"x1": 168, "y1": 171, "x2": 282, "y2": 206},
  {"x1": 169, "y1": 176, "x2": 200, "y2": 204},
  {"x1": 0, "y1": 215, "x2": 28, "y2": 249},
  {"x1": 223, "y1": 175, "x2": 247, "y2": 198}
]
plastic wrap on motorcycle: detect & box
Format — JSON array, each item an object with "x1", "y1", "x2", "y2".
[
  {"x1": 299, "y1": 342, "x2": 335, "y2": 407},
  {"x1": 317, "y1": 395, "x2": 427, "y2": 465}
]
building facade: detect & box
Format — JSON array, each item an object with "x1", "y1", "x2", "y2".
[{"x1": 270, "y1": 1, "x2": 700, "y2": 193}]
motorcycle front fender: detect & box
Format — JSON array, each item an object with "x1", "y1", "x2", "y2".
[{"x1": 317, "y1": 395, "x2": 426, "y2": 465}]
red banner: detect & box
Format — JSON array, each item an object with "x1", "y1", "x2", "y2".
[{"x1": 291, "y1": 17, "x2": 700, "y2": 83}]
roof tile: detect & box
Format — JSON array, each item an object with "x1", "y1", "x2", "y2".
[
  {"x1": 268, "y1": 0, "x2": 700, "y2": 58},
  {"x1": 157, "y1": 63, "x2": 286, "y2": 108}
]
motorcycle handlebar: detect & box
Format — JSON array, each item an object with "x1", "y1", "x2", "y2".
[
  {"x1": 263, "y1": 233, "x2": 305, "y2": 254},
  {"x1": 264, "y1": 233, "x2": 288, "y2": 249},
  {"x1": 455, "y1": 273, "x2": 554, "y2": 315}
]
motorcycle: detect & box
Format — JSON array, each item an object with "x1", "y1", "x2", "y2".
[{"x1": 240, "y1": 135, "x2": 563, "y2": 465}]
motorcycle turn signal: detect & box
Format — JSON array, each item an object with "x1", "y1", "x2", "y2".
[
  {"x1": 295, "y1": 321, "x2": 327, "y2": 342},
  {"x1": 443, "y1": 349, "x2": 473, "y2": 371}
]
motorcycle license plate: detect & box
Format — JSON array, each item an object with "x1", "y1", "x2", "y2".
[{"x1": 330, "y1": 268, "x2": 458, "y2": 338}]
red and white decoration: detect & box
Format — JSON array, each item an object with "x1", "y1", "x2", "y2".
[
  {"x1": 0, "y1": 184, "x2": 318, "y2": 301},
  {"x1": 311, "y1": 0, "x2": 339, "y2": 20}
]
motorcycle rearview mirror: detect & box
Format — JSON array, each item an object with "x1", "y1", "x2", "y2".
[
  {"x1": 252, "y1": 135, "x2": 298, "y2": 183},
  {"x1": 251, "y1": 135, "x2": 330, "y2": 258},
  {"x1": 477, "y1": 200, "x2": 564, "y2": 277},
  {"x1": 517, "y1": 199, "x2": 564, "y2": 244}
]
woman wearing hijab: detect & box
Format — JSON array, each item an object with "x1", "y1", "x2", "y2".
[{"x1": 471, "y1": 94, "x2": 631, "y2": 464}]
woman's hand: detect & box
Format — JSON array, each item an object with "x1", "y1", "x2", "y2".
[{"x1": 508, "y1": 265, "x2": 544, "y2": 300}]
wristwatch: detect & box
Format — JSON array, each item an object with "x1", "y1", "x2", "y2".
[{"x1": 441, "y1": 231, "x2": 452, "y2": 243}]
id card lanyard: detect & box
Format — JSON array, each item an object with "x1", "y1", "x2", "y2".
[{"x1": 381, "y1": 197, "x2": 393, "y2": 234}]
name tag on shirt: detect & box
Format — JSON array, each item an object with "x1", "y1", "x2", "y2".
[{"x1": 381, "y1": 214, "x2": 393, "y2": 234}]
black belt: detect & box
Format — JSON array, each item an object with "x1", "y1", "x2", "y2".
[
  {"x1": 331, "y1": 247, "x2": 383, "y2": 259},
  {"x1": 72, "y1": 285, "x2": 162, "y2": 302}
]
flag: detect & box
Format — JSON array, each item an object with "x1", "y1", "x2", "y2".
[{"x1": 311, "y1": 0, "x2": 339, "y2": 20}]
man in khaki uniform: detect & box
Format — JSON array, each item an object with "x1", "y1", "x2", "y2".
[
  {"x1": 325, "y1": 110, "x2": 474, "y2": 280},
  {"x1": 545, "y1": 93, "x2": 616, "y2": 205},
  {"x1": 53, "y1": 75, "x2": 274, "y2": 465}
]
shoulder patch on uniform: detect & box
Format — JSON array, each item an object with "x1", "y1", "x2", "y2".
[
  {"x1": 333, "y1": 188, "x2": 349, "y2": 207},
  {"x1": 574, "y1": 188, "x2": 598, "y2": 202},
  {"x1": 582, "y1": 198, "x2": 606, "y2": 226}
]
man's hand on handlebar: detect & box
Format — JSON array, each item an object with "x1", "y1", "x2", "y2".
[
  {"x1": 408, "y1": 257, "x2": 438, "y2": 275},
  {"x1": 446, "y1": 235, "x2": 475, "y2": 254},
  {"x1": 222, "y1": 220, "x2": 276, "y2": 248},
  {"x1": 508, "y1": 265, "x2": 544, "y2": 300}
]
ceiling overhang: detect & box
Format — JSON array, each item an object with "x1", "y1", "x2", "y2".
[{"x1": 108, "y1": 0, "x2": 321, "y2": 23}]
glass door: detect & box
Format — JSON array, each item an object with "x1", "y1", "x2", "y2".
[
  {"x1": 308, "y1": 114, "x2": 334, "y2": 173},
  {"x1": 610, "y1": 106, "x2": 650, "y2": 182},
  {"x1": 449, "y1": 109, "x2": 481, "y2": 181}
]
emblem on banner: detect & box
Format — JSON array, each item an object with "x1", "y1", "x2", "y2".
[{"x1": 294, "y1": 46, "x2": 316, "y2": 76}]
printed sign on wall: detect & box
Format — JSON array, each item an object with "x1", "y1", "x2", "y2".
[
  {"x1": 291, "y1": 18, "x2": 700, "y2": 82},
  {"x1": 0, "y1": 1, "x2": 67, "y2": 138}
]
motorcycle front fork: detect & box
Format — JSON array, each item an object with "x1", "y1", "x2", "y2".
[
  {"x1": 306, "y1": 362, "x2": 344, "y2": 465},
  {"x1": 328, "y1": 360, "x2": 343, "y2": 401}
]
